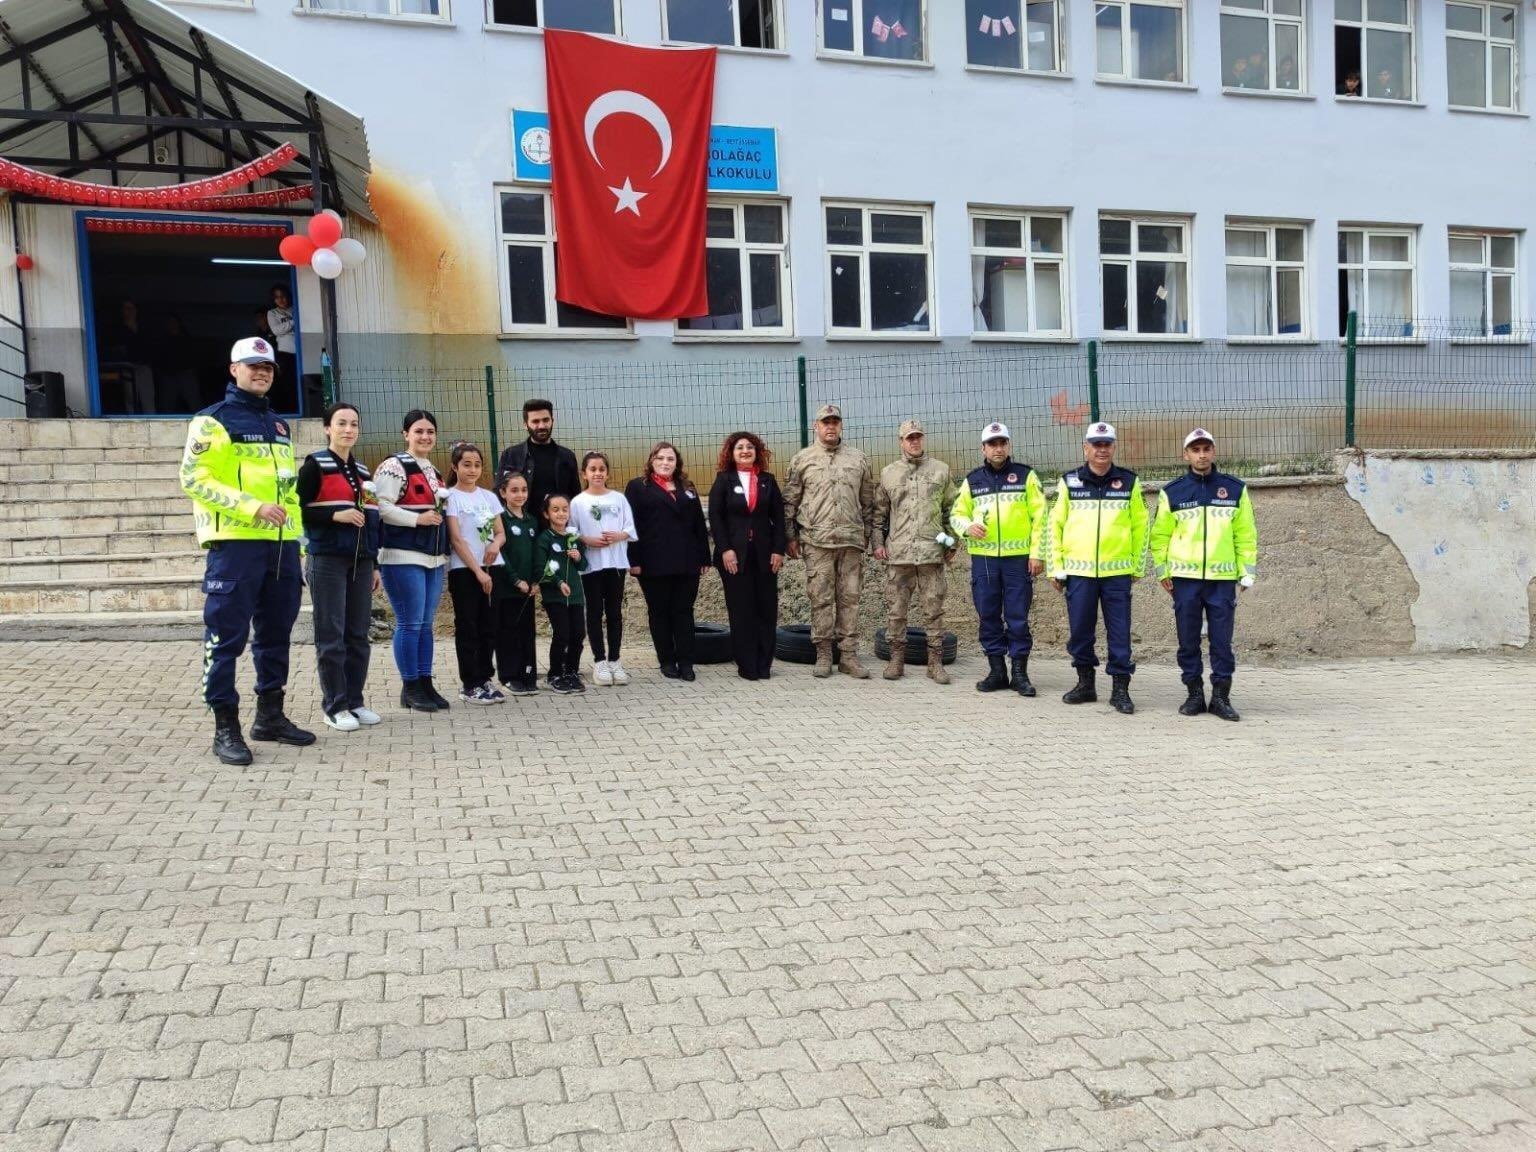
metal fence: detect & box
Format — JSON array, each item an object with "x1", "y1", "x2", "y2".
[
  {"x1": 0, "y1": 311, "x2": 25, "y2": 413},
  {"x1": 333, "y1": 315, "x2": 1536, "y2": 480}
]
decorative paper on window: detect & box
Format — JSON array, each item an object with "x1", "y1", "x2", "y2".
[
  {"x1": 831, "y1": 7, "x2": 848, "y2": 19},
  {"x1": 978, "y1": 15, "x2": 1017, "y2": 36}
]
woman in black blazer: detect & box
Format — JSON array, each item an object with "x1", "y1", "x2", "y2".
[
  {"x1": 707, "y1": 431, "x2": 786, "y2": 680},
  {"x1": 625, "y1": 442, "x2": 712, "y2": 680}
]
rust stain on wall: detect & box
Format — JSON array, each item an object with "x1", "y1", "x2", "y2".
[{"x1": 367, "y1": 166, "x2": 498, "y2": 337}]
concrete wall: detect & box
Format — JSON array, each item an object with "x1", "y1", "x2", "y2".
[{"x1": 1344, "y1": 450, "x2": 1536, "y2": 652}]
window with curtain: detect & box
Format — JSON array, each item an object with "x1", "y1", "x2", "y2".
[
  {"x1": 1100, "y1": 216, "x2": 1191, "y2": 336},
  {"x1": 1449, "y1": 231, "x2": 1518, "y2": 338},
  {"x1": 1226, "y1": 222, "x2": 1307, "y2": 337},
  {"x1": 1095, "y1": 0, "x2": 1186, "y2": 83},
  {"x1": 1221, "y1": 0, "x2": 1305, "y2": 92},
  {"x1": 1338, "y1": 226, "x2": 1416, "y2": 338},
  {"x1": 970, "y1": 210, "x2": 1069, "y2": 336},
  {"x1": 495, "y1": 188, "x2": 630, "y2": 333},
  {"x1": 965, "y1": 1, "x2": 1062, "y2": 72},
  {"x1": 1446, "y1": 2, "x2": 1518, "y2": 110},
  {"x1": 677, "y1": 200, "x2": 793, "y2": 337}
]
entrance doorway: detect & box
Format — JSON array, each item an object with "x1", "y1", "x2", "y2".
[{"x1": 81, "y1": 218, "x2": 303, "y2": 417}]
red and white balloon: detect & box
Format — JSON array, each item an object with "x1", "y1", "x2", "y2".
[{"x1": 278, "y1": 212, "x2": 367, "y2": 281}]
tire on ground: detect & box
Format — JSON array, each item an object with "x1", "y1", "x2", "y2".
[
  {"x1": 874, "y1": 626, "x2": 959, "y2": 665},
  {"x1": 775, "y1": 624, "x2": 840, "y2": 664},
  {"x1": 693, "y1": 622, "x2": 733, "y2": 665}
]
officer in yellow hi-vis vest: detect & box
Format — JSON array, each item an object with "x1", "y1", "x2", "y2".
[
  {"x1": 1149, "y1": 428, "x2": 1258, "y2": 722},
  {"x1": 180, "y1": 337, "x2": 314, "y2": 766},
  {"x1": 1048, "y1": 421, "x2": 1147, "y2": 715}
]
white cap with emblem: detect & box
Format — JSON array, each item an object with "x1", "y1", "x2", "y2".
[
  {"x1": 1084, "y1": 421, "x2": 1117, "y2": 443},
  {"x1": 230, "y1": 336, "x2": 277, "y2": 365},
  {"x1": 980, "y1": 421, "x2": 1011, "y2": 443}
]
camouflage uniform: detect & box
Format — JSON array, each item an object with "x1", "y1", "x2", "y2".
[
  {"x1": 783, "y1": 430, "x2": 875, "y2": 665},
  {"x1": 873, "y1": 444, "x2": 955, "y2": 680}
]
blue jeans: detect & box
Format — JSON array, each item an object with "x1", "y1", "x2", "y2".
[
  {"x1": 380, "y1": 562, "x2": 445, "y2": 681},
  {"x1": 1171, "y1": 578, "x2": 1237, "y2": 683},
  {"x1": 1064, "y1": 575, "x2": 1135, "y2": 678}
]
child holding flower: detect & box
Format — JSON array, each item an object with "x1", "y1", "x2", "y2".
[
  {"x1": 444, "y1": 442, "x2": 506, "y2": 706},
  {"x1": 536, "y1": 494, "x2": 588, "y2": 694}
]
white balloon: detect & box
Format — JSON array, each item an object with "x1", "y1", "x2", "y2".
[
  {"x1": 320, "y1": 208, "x2": 342, "y2": 224},
  {"x1": 333, "y1": 237, "x2": 367, "y2": 268},
  {"x1": 312, "y1": 248, "x2": 344, "y2": 280}
]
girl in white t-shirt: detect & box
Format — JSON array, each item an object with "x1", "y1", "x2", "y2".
[
  {"x1": 570, "y1": 452, "x2": 637, "y2": 686},
  {"x1": 444, "y1": 442, "x2": 507, "y2": 706}
]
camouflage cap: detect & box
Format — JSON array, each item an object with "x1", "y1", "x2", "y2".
[
  {"x1": 899, "y1": 419, "x2": 925, "y2": 438},
  {"x1": 815, "y1": 403, "x2": 843, "y2": 422}
]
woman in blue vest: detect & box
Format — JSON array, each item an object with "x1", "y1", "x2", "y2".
[
  {"x1": 297, "y1": 402, "x2": 382, "y2": 731},
  {"x1": 374, "y1": 409, "x2": 452, "y2": 712}
]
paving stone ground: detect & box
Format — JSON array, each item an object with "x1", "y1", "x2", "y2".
[{"x1": 2, "y1": 640, "x2": 1535, "y2": 1152}]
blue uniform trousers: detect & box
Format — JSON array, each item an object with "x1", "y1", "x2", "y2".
[
  {"x1": 1171, "y1": 578, "x2": 1237, "y2": 683},
  {"x1": 970, "y1": 554, "x2": 1034, "y2": 659},
  {"x1": 1064, "y1": 575, "x2": 1135, "y2": 678},
  {"x1": 201, "y1": 539, "x2": 303, "y2": 709}
]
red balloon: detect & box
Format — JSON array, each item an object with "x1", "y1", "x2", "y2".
[
  {"x1": 306, "y1": 213, "x2": 342, "y2": 248},
  {"x1": 15, "y1": 255, "x2": 34, "y2": 271},
  {"x1": 279, "y1": 233, "x2": 316, "y2": 266}
]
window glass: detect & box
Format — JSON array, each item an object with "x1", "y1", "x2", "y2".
[
  {"x1": 1449, "y1": 236, "x2": 1485, "y2": 264},
  {"x1": 826, "y1": 206, "x2": 863, "y2": 245},
  {"x1": 505, "y1": 247, "x2": 546, "y2": 326},
  {"x1": 668, "y1": 0, "x2": 736, "y2": 44},
  {"x1": 830, "y1": 253, "x2": 863, "y2": 328},
  {"x1": 744, "y1": 204, "x2": 784, "y2": 244},
  {"x1": 1446, "y1": 3, "x2": 1483, "y2": 32},
  {"x1": 1129, "y1": 4, "x2": 1183, "y2": 81},
  {"x1": 1227, "y1": 264, "x2": 1272, "y2": 336},
  {"x1": 870, "y1": 253, "x2": 929, "y2": 329},
  {"x1": 680, "y1": 200, "x2": 791, "y2": 336},
  {"x1": 1447, "y1": 37, "x2": 1486, "y2": 105},
  {"x1": 871, "y1": 213, "x2": 924, "y2": 245},
  {"x1": 1222, "y1": 14, "x2": 1269, "y2": 88},
  {"x1": 827, "y1": 202, "x2": 934, "y2": 336},
  {"x1": 1099, "y1": 218, "x2": 1132, "y2": 255},
  {"x1": 1490, "y1": 236, "x2": 1516, "y2": 267},
  {"x1": 966, "y1": 0, "x2": 1024, "y2": 69},
  {"x1": 1277, "y1": 269, "x2": 1304, "y2": 333},
  {"x1": 697, "y1": 249, "x2": 745, "y2": 329},
  {"x1": 1276, "y1": 227, "x2": 1305, "y2": 262},
  {"x1": 1138, "y1": 224, "x2": 1183, "y2": 253},
  {"x1": 749, "y1": 253, "x2": 785, "y2": 327},
  {"x1": 1095, "y1": 4, "x2": 1125, "y2": 73},
  {"x1": 706, "y1": 208, "x2": 736, "y2": 240},
  {"x1": 1368, "y1": 0, "x2": 1407, "y2": 22},
  {"x1": 972, "y1": 210, "x2": 1069, "y2": 336},
  {"x1": 1032, "y1": 216, "x2": 1063, "y2": 253},
  {"x1": 1275, "y1": 24, "x2": 1301, "y2": 89},
  {"x1": 975, "y1": 218, "x2": 1023, "y2": 248},
  {"x1": 1365, "y1": 28, "x2": 1410, "y2": 96},
  {"x1": 822, "y1": 1, "x2": 856, "y2": 51},
  {"x1": 1033, "y1": 264, "x2": 1064, "y2": 329},
  {"x1": 974, "y1": 254, "x2": 1031, "y2": 332},
  {"x1": 1226, "y1": 229, "x2": 1267, "y2": 258},
  {"x1": 500, "y1": 192, "x2": 545, "y2": 236},
  {"x1": 1369, "y1": 233, "x2": 1410, "y2": 262},
  {"x1": 1026, "y1": 1, "x2": 1058, "y2": 69},
  {"x1": 1102, "y1": 263, "x2": 1130, "y2": 331}
]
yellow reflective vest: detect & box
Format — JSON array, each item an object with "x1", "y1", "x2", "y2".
[
  {"x1": 1149, "y1": 469, "x2": 1258, "y2": 582},
  {"x1": 949, "y1": 460, "x2": 1047, "y2": 559},
  {"x1": 1047, "y1": 465, "x2": 1148, "y2": 580},
  {"x1": 179, "y1": 385, "x2": 301, "y2": 547}
]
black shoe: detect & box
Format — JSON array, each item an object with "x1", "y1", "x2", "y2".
[
  {"x1": 1209, "y1": 678, "x2": 1241, "y2": 722},
  {"x1": 661, "y1": 662, "x2": 681, "y2": 680},
  {"x1": 1178, "y1": 680, "x2": 1207, "y2": 716},
  {"x1": 249, "y1": 689, "x2": 317, "y2": 745},
  {"x1": 504, "y1": 678, "x2": 539, "y2": 698},
  {"x1": 1009, "y1": 656, "x2": 1036, "y2": 698},
  {"x1": 212, "y1": 706, "x2": 253, "y2": 766},
  {"x1": 419, "y1": 676, "x2": 451, "y2": 711},
  {"x1": 678, "y1": 665, "x2": 696, "y2": 682},
  {"x1": 400, "y1": 679, "x2": 438, "y2": 712},
  {"x1": 976, "y1": 654, "x2": 1009, "y2": 693},
  {"x1": 1062, "y1": 667, "x2": 1097, "y2": 705},
  {"x1": 1109, "y1": 675, "x2": 1135, "y2": 715},
  {"x1": 559, "y1": 673, "x2": 587, "y2": 694}
]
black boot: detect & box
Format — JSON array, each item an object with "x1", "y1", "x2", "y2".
[
  {"x1": 419, "y1": 676, "x2": 451, "y2": 711},
  {"x1": 1109, "y1": 675, "x2": 1135, "y2": 715},
  {"x1": 249, "y1": 689, "x2": 317, "y2": 745},
  {"x1": 976, "y1": 654, "x2": 1009, "y2": 692},
  {"x1": 1009, "y1": 656, "x2": 1036, "y2": 698},
  {"x1": 1208, "y1": 678, "x2": 1241, "y2": 722},
  {"x1": 1178, "y1": 680, "x2": 1207, "y2": 716},
  {"x1": 400, "y1": 679, "x2": 438, "y2": 712},
  {"x1": 212, "y1": 706, "x2": 252, "y2": 766},
  {"x1": 678, "y1": 664, "x2": 696, "y2": 682},
  {"x1": 1062, "y1": 667, "x2": 1096, "y2": 704}
]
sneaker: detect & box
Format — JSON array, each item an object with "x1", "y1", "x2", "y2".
[
  {"x1": 459, "y1": 684, "x2": 498, "y2": 706},
  {"x1": 593, "y1": 660, "x2": 614, "y2": 686},
  {"x1": 504, "y1": 679, "x2": 538, "y2": 697},
  {"x1": 608, "y1": 659, "x2": 630, "y2": 685},
  {"x1": 350, "y1": 707, "x2": 382, "y2": 726},
  {"x1": 481, "y1": 681, "x2": 507, "y2": 703},
  {"x1": 544, "y1": 672, "x2": 560, "y2": 691},
  {"x1": 550, "y1": 674, "x2": 579, "y2": 695},
  {"x1": 324, "y1": 710, "x2": 360, "y2": 732},
  {"x1": 560, "y1": 673, "x2": 587, "y2": 694}
]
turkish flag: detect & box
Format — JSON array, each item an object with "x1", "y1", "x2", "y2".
[{"x1": 545, "y1": 30, "x2": 716, "y2": 320}]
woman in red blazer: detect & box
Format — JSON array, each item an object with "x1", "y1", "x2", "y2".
[{"x1": 707, "y1": 432, "x2": 787, "y2": 680}]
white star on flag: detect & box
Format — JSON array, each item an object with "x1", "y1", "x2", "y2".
[{"x1": 608, "y1": 176, "x2": 647, "y2": 216}]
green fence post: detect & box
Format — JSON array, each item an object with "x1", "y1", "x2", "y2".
[
  {"x1": 484, "y1": 366, "x2": 500, "y2": 461},
  {"x1": 796, "y1": 355, "x2": 810, "y2": 448},
  {"x1": 1344, "y1": 310, "x2": 1358, "y2": 448},
  {"x1": 321, "y1": 352, "x2": 335, "y2": 409},
  {"x1": 1087, "y1": 340, "x2": 1100, "y2": 424}
]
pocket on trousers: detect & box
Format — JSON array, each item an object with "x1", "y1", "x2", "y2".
[{"x1": 202, "y1": 576, "x2": 236, "y2": 596}]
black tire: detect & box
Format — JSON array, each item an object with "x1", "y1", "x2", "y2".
[
  {"x1": 693, "y1": 622, "x2": 733, "y2": 666},
  {"x1": 874, "y1": 626, "x2": 958, "y2": 665},
  {"x1": 775, "y1": 623, "x2": 840, "y2": 664}
]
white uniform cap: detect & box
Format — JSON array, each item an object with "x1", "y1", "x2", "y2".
[
  {"x1": 980, "y1": 421, "x2": 1011, "y2": 443},
  {"x1": 1183, "y1": 427, "x2": 1215, "y2": 448},
  {"x1": 1084, "y1": 421, "x2": 1117, "y2": 443},
  {"x1": 230, "y1": 336, "x2": 277, "y2": 365}
]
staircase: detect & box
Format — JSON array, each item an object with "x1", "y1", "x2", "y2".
[{"x1": 0, "y1": 418, "x2": 320, "y2": 640}]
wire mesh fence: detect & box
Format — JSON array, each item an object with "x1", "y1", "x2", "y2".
[{"x1": 335, "y1": 317, "x2": 1536, "y2": 481}]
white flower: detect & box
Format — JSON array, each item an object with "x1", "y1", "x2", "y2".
[
  {"x1": 362, "y1": 480, "x2": 377, "y2": 494},
  {"x1": 734, "y1": 485, "x2": 744, "y2": 494},
  {"x1": 935, "y1": 532, "x2": 957, "y2": 548},
  {"x1": 546, "y1": 559, "x2": 559, "y2": 573}
]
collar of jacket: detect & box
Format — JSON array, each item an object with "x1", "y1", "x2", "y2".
[
  {"x1": 1186, "y1": 467, "x2": 1218, "y2": 485},
  {"x1": 902, "y1": 452, "x2": 926, "y2": 467},
  {"x1": 225, "y1": 382, "x2": 270, "y2": 411},
  {"x1": 1077, "y1": 463, "x2": 1117, "y2": 488},
  {"x1": 817, "y1": 439, "x2": 843, "y2": 454},
  {"x1": 984, "y1": 457, "x2": 1013, "y2": 475}
]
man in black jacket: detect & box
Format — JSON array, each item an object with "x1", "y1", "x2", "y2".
[{"x1": 497, "y1": 399, "x2": 579, "y2": 526}]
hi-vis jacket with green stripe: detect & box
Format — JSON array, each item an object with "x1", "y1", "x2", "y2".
[
  {"x1": 949, "y1": 459, "x2": 1047, "y2": 559},
  {"x1": 1047, "y1": 464, "x2": 1148, "y2": 580},
  {"x1": 1148, "y1": 469, "x2": 1258, "y2": 583},
  {"x1": 179, "y1": 384, "x2": 301, "y2": 547}
]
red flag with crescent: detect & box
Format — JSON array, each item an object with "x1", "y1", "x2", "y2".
[{"x1": 544, "y1": 30, "x2": 716, "y2": 320}]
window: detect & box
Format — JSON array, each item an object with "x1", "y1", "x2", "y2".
[
  {"x1": 1225, "y1": 222, "x2": 1307, "y2": 338},
  {"x1": 1095, "y1": 1, "x2": 1186, "y2": 83},
  {"x1": 495, "y1": 189, "x2": 629, "y2": 334},
  {"x1": 1449, "y1": 231, "x2": 1517, "y2": 337},
  {"x1": 1221, "y1": 0, "x2": 1305, "y2": 92},
  {"x1": 1099, "y1": 216, "x2": 1191, "y2": 336},
  {"x1": 488, "y1": 0, "x2": 616, "y2": 32},
  {"x1": 970, "y1": 210, "x2": 1069, "y2": 337},
  {"x1": 665, "y1": 0, "x2": 780, "y2": 48},
  {"x1": 819, "y1": 0, "x2": 926, "y2": 63},
  {"x1": 824, "y1": 202, "x2": 934, "y2": 337},
  {"x1": 1446, "y1": 3, "x2": 1518, "y2": 110},
  {"x1": 1338, "y1": 227, "x2": 1416, "y2": 338},
  {"x1": 305, "y1": 0, "x2": 444, "y2": 15},
  {"x1": 965, "y1": 1, "x2": 1062, "y2": 72},
  {"x1": 1335, "y1": 0, "x2": 1413, "y2": 100},
  {"x1": 677, "y1": 200, "x2": 792, "y2": 337}
]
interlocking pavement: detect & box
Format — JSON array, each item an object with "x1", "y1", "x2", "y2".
[{"x1": 2, "y1": 640, "x2": 1535, "y2": 1152}]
